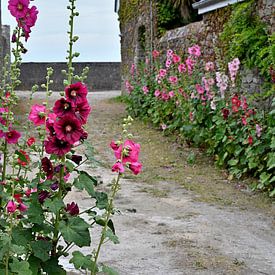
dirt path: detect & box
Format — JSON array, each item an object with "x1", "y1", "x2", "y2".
[{"x1": 19, "y1": 91, "x2": 275, "y2": 275}]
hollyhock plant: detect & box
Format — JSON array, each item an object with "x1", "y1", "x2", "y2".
[
  {"x1": 29, "y1": 104, "x2": 47, "y2": 126},
  {"x1": 53, "y1": 98, "x2": 74, "y2": 117},
  {"x1": 65, "y1": 82, "x2": 88, "y2": 107},
  {"x1": 129, "y1": 162, "x2": 142, "y2": 175},
  {"x1": 8, "y1": 0, "x2": 30, "y2": 19},
  {"x1": 5, "y1": 129, "x2": 21, "y2": 144},
  {"x1": 113, "y1": 139, "x2": 140, "y2": 164},
  {"x1": 112, "y1": 161, "x2": 125, "y2": 173},
  {"x1": 44, "y1": 136, "x2": 72, "y2": 156},
  {"x1": 6, "y1": 200, "x2": 17, "y2": 213}
]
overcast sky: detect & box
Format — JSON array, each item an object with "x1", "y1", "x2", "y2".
[{"x1": 2, "y1": 0, "x2": 121, "y2": 62}]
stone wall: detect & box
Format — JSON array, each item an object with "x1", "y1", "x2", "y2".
[{"x1": 18, "y1": 62, "x2": 121, "y2": 91}]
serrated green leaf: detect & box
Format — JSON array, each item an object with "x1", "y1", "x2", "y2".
[
  {"x1": 102, "y1": 265, "x2": 119, "y2": 275},
  {"x1": 267, "y1": 153, "x2": 275, "y2": 170},
  {"x1": 69, "y1": 251, "x2": 94, "y2": 270},
  {"x1": 12, "y1": 228, "x2": 33, "y2": 247},
  {"x1": 31, "y1": 240, "x2": 52, "y2": 262},
  {"x1": 59, "y1": 216, "x2": 91, "y2": 247},
  {"x1": 0, "y1": 233, "x2": 11, "y2": 261},
  {"x1": 26, "y1": 195, "x2": 44, "y2": 224},
  {"x1": 105, "y1": 228, "x2": 119, "y2": 244},
  {"x1": 44, "y1": 197, "x2": 65, "y2": 214},
  {"x1": 10, "y1": 259, "x2": 32, "y2": 275},
  {"x1": 73, "y1": 171, "x2": 97, "y2": 197},
  {"x1": 41, "y1": 257, "x2": 66, "y2": 275},
  {"x1": 95, "y1": 192, "x2": 108, "y2": 210}
]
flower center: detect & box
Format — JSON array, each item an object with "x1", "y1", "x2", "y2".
[
  {"x1": 64, "y1": 103, "x2": 70, "y2": 109},
  {"x1": 17, "y1": 3, "x2": 23, "y2": 10},
  {"x1": 65, "y1": 125, "x2": 72, "y2": 132},
  {"x1": 39, "y1": 112, "x2": 45, "y2": 118},
  {"x1": 71, "y1": 90, "x2": 77, "y2": 97}
]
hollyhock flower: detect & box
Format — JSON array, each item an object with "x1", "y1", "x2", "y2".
[
  {"x1": 169, "y1": 91, "x2": 175, "y2": 98},
  {"x1": 242, "y1": 116, "x2": 247, "y2": 126},
  {"x1": 29, "y1": 104, "x2": 47, "y2": 126},
  {"x1": 65, "y1": 82, "x2": 88, "y2": 107},
  {"x1": 64, "y1": 173, "x2": 70, "y2": 182},
  {"x1": 166, "y1": 49, "x2": 173, "y2": 58},
  {"x1": 161, "y1": 124, "x2": 167, "y2": 130},
  {"x1": 231, "y1": 95, "x2": 241, "y2": 108},
  {"x1": 205, "y1": 61, "x2": 215, "y2": 71},
  {"x1": 172, "y1": 54, "x2": 181, "y2": 63},
  {"x1": 0, "y1": 107, "x2": 8, "y2": 125},
  {"x1": 207, "y1": 78, "x2": 215, "y2": 86},
  {"x1": 256, "y1": 124, "x2": 262, "y2": 137},
  {"x1": 161, "y1": 93, "x2": 169, "y2": 101},
  {"x1": 66, "y1": 202, "x2": 80, "y2": 216},
  {"x1": 110, "y1": 140, "x2": 120, "y2": 151},
  {"x1": 8, "y1": 0, "x2": 29, "y2": 19},
  {"x1": 50, "y1": 182, "x2": 59, "y2": 191},
  {"x1": 17, "y1": 150, "x2": 30, "y2": 166},
  {"x1": 114, "y1": 139, "x2": 140, "y2": 164},
  {"x1": 130, "y1": 64, "x2": 135, "y2": 75},
  {"x1": 154, "y1": 90, "x2": 161, "y2": 97},
  {"x1": 27, "y1": 137, "x2": 35, "y2": 146},
  {"x1": 188, "y1": 45, "x2": 201, "y2": 57},
  {"x1": 5, "y1": 129, "x2": 21, "y2": 144},
  {"x1": 125, "y1": 80, "x2": 134, "y2": 93},
  {"x1": 46, "y1": 113, "x2": 57, "y2": 135},
  {"x1": 248, "y1": 135, "x2": 253, "y2": 145},
  {"x1": 25, "y1": 188, "x2": 37, "y2": 197},
  {"x1": 195, "y1": 84, "x2": 204, "y2": 95},
  {"x1": 38, "y1": 190, "x2": 50, "y2": 203},
  {"x1": 142, "y1": 86, "x2": 149, "y2": 94},
  {"x1": 222, "y1": 108, "x2": 230, "y2": 120},
  {"x1": 241, "y1": 97, "x2": 248, "y2": 111},
  {"x1": 41, "y1": 157, "x2": 54, "y2": 179},
  {"x1": 152, "y1": 50, "x2": 160, "y2": 58},
  {"x1": 165, "y1": 59, "x2": 172, "y2": 68},
  {"x1": 71, "y1": 155, "x2": 82, "y2": 165},
  {"x1": 75, "y1": 99, "x2": 91, "y2": 124},
  {"x1": 53, "y1": 98, "x2": 74, "y2": 117},
  {"x1": 54, "y1": 114, "x2": 84, "y2": 144},
  {"x1": 178, "y1": 63, "x2": 186, "y2": 73},
  {"x1": 186, "y1": 57, "x2": 195, "y2": 74},
  {"x1": 18, "y1": 203, "x2": 28, "y2": 212},
  {"x1": 159, "y1": 69, "x2": 167, "y2": 78},
  {"x1": 80, "y1": 131, "x2": 88, "y2": 141},
  {"x1": 112, "y1": 161, "x2": 125, "y2": 173},
  {"x1": 44, "y1": 136, "x2": 71, "y2": 156},
  {"x1": 169, "y1": 76, "x2": 178, "y2": 84},
  {"x1": 24, "y1": 5, "x2": 38, "y2": 27},
  {"x1": 14, "y1": 193, "x2": 22, "y2": 203},
  {"x1": 129, "y1": 162, "x2": 142, "y2": 175},
  {"x1": 7, "y1": 200, "x2": 17, "y2": 213}
]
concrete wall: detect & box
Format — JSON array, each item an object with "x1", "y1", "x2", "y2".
[
  {"x1": 0, "y1": 25, "x2": 11, "y2": 75},
  {"x1": 18, "y1": 62, "x2": 121, "y2": 91}
]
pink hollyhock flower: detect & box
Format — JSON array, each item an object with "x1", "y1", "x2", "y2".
[
  {"x1": 130, "y1": 64, "x2": 135, "y2": 75},
  {"x1": 207, "y1": 78, "x2": 215, "y2": 86},
  {"x1": 46, "y1": 113, "x2": 57, "y2": 135},
  {"x1": 29, "y1": 104, "x2": 47, "y2": 126},
  {"x1": 188, "y1": 45, "x2": 201, "y2": 57},
  {"x1": 65, "y1": 82, "x2": 88, "y2": 107},
  {"x1": 129, "y1": 162, "x2": 142, "y2": 175},
  {"x1": 178, "y1": 63, "x2": 186, "y2": 73},
  {"x1": 165, "y1": 59, "x2": 172, "y2": 68},
  {"x1": 65, "y1": 202, "x2": 79, "y2": 216},
  {"x1": 241, "y1": 97, "x2": 248, "y2": 111},
  {"x1": 186, "y1": 57, "x2": 195, "y2": 74},
  {"x1": 5, "y1": 129, "x2": 21, "y2": 144},
  {"x1": 53, "y1": 98, "x2": 74, "y2": 117},
  {"x1": 166, "y1": 49, "x2": 173, "y2": 58},
  {"x1": 75, "y1": 99, "x2": 91, "y2": 125},
  {"x1": 44, "y1": 136, "x2": 71, "y2": 156},
  {"x1": 172, "y1": 54, "x2": 181, "y2": 63},
  {"x1": 169, "y1": 91, "x2": 174, "y2": 98},
  {"x1": 142, "y1": 86, "x2": 149, "y2": 94},
  {"x1": 242, "y1": 116, "x2": 247, "y2": 126},
  {"x1": 7, "y1": 200, "x2": 17, "y2": 213},
  {"x1": 64, "y1": 173, "x2": 70, "y2": 182},
  {"x1": 25, "y1": 188, "x2": 37, "y2": 197},
  {"x1": 152, "y1": 50, "x2": 160, "y2": 58},
  {"x1": 125, "y1": 80, "x2": 134, "y2": 93},
  {"x1": 158, "y1": 69, "x2": 167, "y2": 78},
  {"x1": 256, "y1": 124, "x2": 262, "y2": 138},
  {"x1": 54, "y1": 114, "x2": 84, "y2": 144},
  {"x1": 195, "y1": 84, "x2": 204, "y2": 95},
  {"x1": 154, "y1": 90, "x2": 161, "y2": 97},
  {"x1": 114, "y1": 139, "x2": 140, "y2": 164},
  {"x1": 18, "y1": 203, "x2": 28, "y2": 212},
  {"x1": 8, "y1": 0, "x2": 29, "y2": 19},
  {"x1": 205, "y1": 61, "x2": 215, "y2": 71},
  {"x1": 161, "y1": 93, "x2": 169, "y2": 101},
  {"x1": 112, "y1": 161, "x2": 125, "y2": 173},
  {"x1": 27, "y1": 137, "x2": 35, "y2": 146},
  {"x1": 169, "y1": 76, "x2": 178, "y2": 84},
  {"x1": 110, "y1": 140, "x2": 120, "y2": 151}
]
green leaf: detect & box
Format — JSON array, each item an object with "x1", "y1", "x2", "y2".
[
  {"x1": 12, "y1": 228, "x2": 33, "y2": 247},
  {"x1": 31, "y1": 240, "x2": 52, "y2": 262},
  {"x1": 105, "y1": 228, "x2": 119, "y2": 244},
  {"x1": 26, "y1": 195, "x2": 44, "y2": 224},
  {"x1": 260, "y1": 172, "x2": 271, "y2": 184},
  {"x1": 59, "y1": 216, "x2": 91, "y2": 247},
  {"x1": 95, "y1": 192, "x2": 108, "y2": 210},
  {"x1": 269, "y1": 188, "x2": 275, "y2": 197},
  {"x1": 65, "y1": 160, "x2": 76, "y2": 172},
  {"x1": 102, "y1": 265, "x2": 119, "y2": 275},
  {"x1": 41, "y1": 257, "x2": 66, "y2": 275},
  {"x1": 10, "y1": 259, "x2": 32, "y2": 275},
  {"x1": 28, "y1": 255, "x2": 42, "y2": 275},
  {"x1": 44, "y1": 197, "x2": 65, "y2": 214},
  {"x1": 228, "y1": 159, "x2": 239, "y2": 166},
  {"x1": 0, "y1": 233, "x2": 11, "y2": 261},
  {"x1": 267, "y1": 153, "x2": 275, "y2": 170},
  {"x1": 69, "y1": 251, "x2": 94, "y2": 270},
  {"x1": 73, "y1": 171, "x2": 97, "y2": 197}
]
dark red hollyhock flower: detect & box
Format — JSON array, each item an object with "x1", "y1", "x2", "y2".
[
  {"x1": 65, "y1": 82, "x2": 88, "y2": 107},
  {"x1": 80, "y1": 131, "x2": 88, "y2": 141},
  {"x1": 53, "y1": 98, "x2": 74, "y2": 117},
  {"x1": 248, "y1": 135, "x2": 253, "y2": 145},
  {"x1": 75, "y1": 99, "x2": 91, "y2": 124},
  {"x1": 44, "y1": 136, "x2": 71, "y2": 156},
  {"x1": 38, "y1": 190, "x2": 50, "y2": 203},
  {"x1": 71, "y1": 155, "x2": 82, "y2": 165},
  {"x1": 222, "y1": 108, "x2": 230, "y2": 120},
  {"x1": 231, "y1": 94, "x2": 241, "y2": 107},
  {"x1": 14, "y1": 193, "x2": 22, "y2": 203},
  {"x1": 27, "y1": 137, "x2": 35, "y2": 146},
  {"x1": 54, "y1": 114, "x2": 84, "y2": 145},
  {"x1": 41, "y1": 157, "x2": 54, "y2": 179},
  {"x1": 65, "y1": 202, "x2": 79, "y2": 216}
]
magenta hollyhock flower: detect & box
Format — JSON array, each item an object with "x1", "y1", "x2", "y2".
[
  {"x1": 188, "y1": 45, "x2": 201, "y2": 57},
  {"x1": 24, "y1": 5, "x2": 38, "y2": 27},
  {"x1": 152, "y1": 50, "x2": 160, "y2": 58},
  {"x1": 29, "y1": 104, "x2": 47, "y2": 126},
  {"x1": 172, "y1": 54, "x2": 181, "y2": 63},
  {"x1": 169, "y1": 91, "x2": 174, "y2": 98},
  {"x1": 112, "y1": 161, "x2": 125, "y2": 173},
  {"x1": 44, "y1": 137, "x2": 71, "y2": 156},
  {"x1": 195, "y1": 84, "x2": 204, "y2": 95},
  {"x1": 169, "y1": 76, "x2": 178, "y2": 84},
  {"x1": 241, "y1": 116, "x2": 247, "y2": 126},
  {"x1": 54, "y1": 114, "x2": 84, "y2": 144},
  {"x1": 114, "y1": 140, "x2": 140, "y2": 164},
  {"x1": 129, "y1": 162, "x2": 142, "y2": 175},
  {"x1": 46, "y1": 113, "x2": 57, "y2": 135},
  {"x1": 7, "y1": 200, "x2": 17, "y2": 213},
  {"x1": 41, "y1": 157, "x2": 54, "y2": 179},
  {"x1": 53, "y1": 98, "x2": 74, "y2": 117},
  {"x1": 8, "y1": 0, "x2": 29, "y2": 19},
  {"x1": 75, "y1": 100, "x2": 91, "y2": 124},
  {"x1": 154, "y1": 90, "x2": 161, "y2": 97},
  {"x1": 178, "y1": 63, "x2": 186, "y2": 73},
  {"x1": 65, "y1": 202, "x2": 79, "y2": 216},
  {"x1": 18, "y1": 203, "x2": 28, "y2": 212},
  {"x1": 110, "y1": 140, "x2": 120, "y2": 151},
  {"x1": 65, "y1": 82, "x2": 88, "y2": 107},
  {"x1": 142, "y1": 86, "x2": 149, "y2": 94},
  {"x1": 5, "y1": 129, "x2": 21, "y2": 144}
]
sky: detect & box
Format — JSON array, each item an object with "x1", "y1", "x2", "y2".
[{"x1": 2, "y1": 0, "x2": 121, "y2": 62}]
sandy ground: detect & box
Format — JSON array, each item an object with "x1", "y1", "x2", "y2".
[{"x1": 18, "y1": 91, "x2": 275, "y2": 275}]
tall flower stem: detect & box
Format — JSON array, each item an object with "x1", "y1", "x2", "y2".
[{"x1": 91, "y1": 173, "x2": 121, "y2": 275}]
